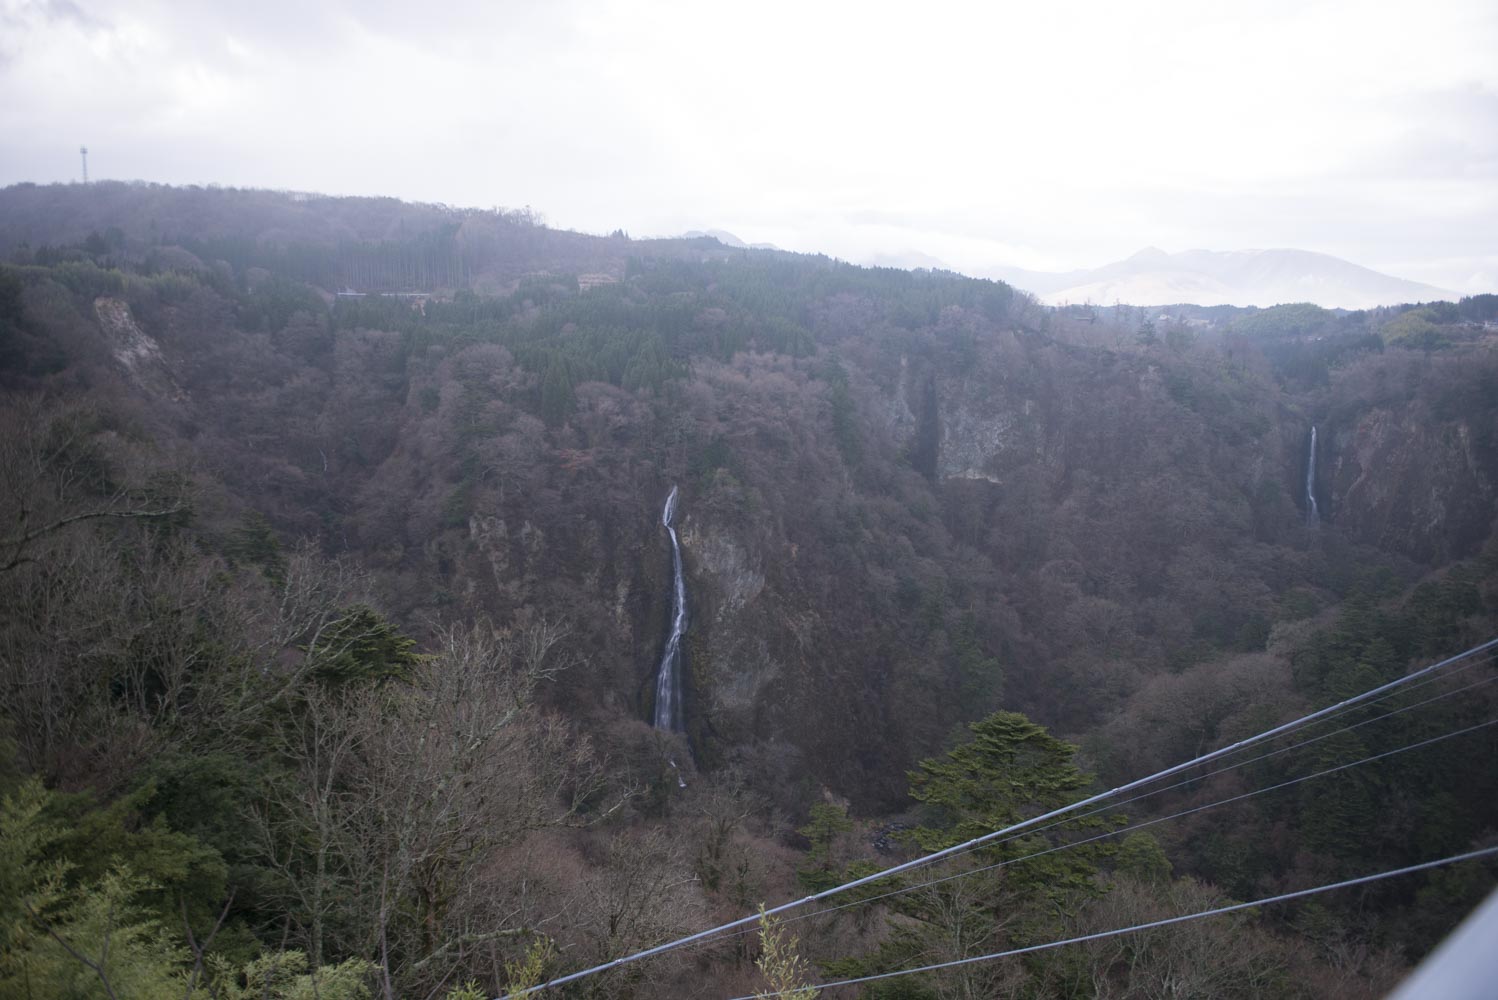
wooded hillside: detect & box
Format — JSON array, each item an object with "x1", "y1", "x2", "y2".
[{"x1": 2, "y1": 181, "x2": 1495, "y2": 998}]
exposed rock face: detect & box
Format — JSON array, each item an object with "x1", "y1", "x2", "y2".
[
  {"x1": 898, "y1": 337, "x2": 1496, "y2": 569},
  {"x1": 679, "y1": 518, "x2": 764, "y2": 614},
  {"x1": 938, "y1": 391, "x2": 1029, "y2": 484},
  {"x1": 677, "y1": 515, "x2": 781, "y2": 742},
  {"x1": 468, "y1": 514, "x2": 513, "y2": 595},
  {"x1": 882, "y1": 354, "x2": 917, "y2": 439},
  {"x1": 94, "y1": 297, "x2": 184, "y2": 400},
  {"x1": 1330, "y1": 410, "x2": 1497, "y2": 564}
]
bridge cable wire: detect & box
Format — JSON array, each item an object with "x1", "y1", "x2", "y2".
[
  {"x1": 725, "y1": 844, "x2": 1498, "y2": 1000},
  {"x1": 538, "y1": 645, "x2": 1498, "y2": 966},
  {"x1": 661, "y1": 695, "x2": 1498, "y2": 950},
  {"x1": 774, "y1": 657, "x2": 1498, "y2": 909},
  {"x1": 910, "y1": 658, "x2": 1498, "y2": 863},
  {"x1": 497, "y1": 634, "x2": 1498, "y2": 998},
  {"x1": 826, "y1": 657, "x2": 1498, "y2": 884},
  {"x1": 641, "y1": 666, "x2": 1498, "y2": 955},
  {"x1": 740, "y1": 712, "x2": 1498, "y2": 939}
]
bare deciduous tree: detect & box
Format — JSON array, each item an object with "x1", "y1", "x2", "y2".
[
  {"x1": 0, "y1": 396, "x2": 188, "y2": 575},
  {"x1": 249, "y1": 617, "x2": 621, "y2": 999},
  {"x1": 566, "y1": 827, "x2": 701, "y2": 1000}
]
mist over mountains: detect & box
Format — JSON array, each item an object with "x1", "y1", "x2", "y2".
[
  {"x1": 987, "y1": 247, "x2": 1458, "y2": 309},
  {"x1": 690, "y1": 236, "x2": 1459, "y2": 310},
  {"x1": 678, "y1": 229, "x2": 781, "y2": 251}
]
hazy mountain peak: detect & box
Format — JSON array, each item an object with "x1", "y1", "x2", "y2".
[
  {"x1": 1129, "y1": 246, "x2": 1170, "y2": 261},
  {"x1": 680, "y1": 228, "x2": 747, "y2": 248},
  {"x1": 988, "y1": 247, "x2": 1457, "y2": 309},
  {"x1": 679, "y1": 228, "x2": 781, "y2": 251}
]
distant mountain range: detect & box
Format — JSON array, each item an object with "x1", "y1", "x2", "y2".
[
  {"x1": 681, "y1": 234, "x2": 1458, "y2": 309},
  {"x1": 679, "y1": 229, "x2": 781, "y2": 251},
  {"x1": 982, "y1": 247, "x2": 1456, "y2": 310}
]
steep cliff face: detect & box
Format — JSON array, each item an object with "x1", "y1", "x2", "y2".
[
  {"x1": 1322, "y1": 352, "x2": 1498, "y2": 564},
  {"x1": 1330, "y1": 410, "x2": 1496, "y2": 563},
  {"x1": 409, "y1": 321, "x2": 1494, "y2": 808},
  {"x1": 934, "y1": 372, "x2": 1037, "y2": 486},
  {"x1": 677, "y1": 513, "x2": 779, "y2": 742},
  {"x1": 94, "y1": 296, "x2": 185, "y2": 401},
  {"x1": 6, "y1": 182, "x2": 1496, "y2": 814}
]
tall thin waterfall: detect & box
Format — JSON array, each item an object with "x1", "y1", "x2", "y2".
[
  {"x1": 652, "y1": 486, "x2": 687, "y2": 732},
  {"x1": 1305, "y1": 425, "x2": 1319, "y2": 525}
]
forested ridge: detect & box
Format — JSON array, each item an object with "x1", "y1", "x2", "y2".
[{"x1": 1, "y1": 180, "x2": 1496, "y2": 998}]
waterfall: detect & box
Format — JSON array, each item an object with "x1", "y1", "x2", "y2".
[
  {"x1": 651, "y1": 486, "x2": 688, "y2": 788},
  {"x1": 1306, "y1": 425, "x2": 1319, "y2": 525},
  {"x1": 653, "y1": 486, "x2": 687, "y2": 733}
]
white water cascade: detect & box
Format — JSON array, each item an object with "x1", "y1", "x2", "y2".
[
  {"x1": 652, "y1": 487, "x2": 689, "y2": 787},
  {"x1": 1306, "y1": 425, "x2": 1319, "y2": 525}
]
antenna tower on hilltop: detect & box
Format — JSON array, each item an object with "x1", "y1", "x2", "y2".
[{"x1": 80, "y1": 146, "x2": 88, "y2": 184}]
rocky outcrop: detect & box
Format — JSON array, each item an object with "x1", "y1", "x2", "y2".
[
  {"x1": 94, "y1": 297, "x2": 185, "y2": 400},
  {"x1": 1330, "y1": 410, "x2": 1496, "y2": 563},
  {"x1": 938, "y1": 394, "x2": 1034, "y2": 484},
  {"x1": 677, "y1": 516, "x2": 780, "y2": 738},
  {"x1": 679, "y1": 517, "x2": 764, "y2": 614}
]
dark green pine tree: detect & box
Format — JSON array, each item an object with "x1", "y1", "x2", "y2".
[
  {"x1": 827, "y1": 712, "x2": 1120, "y2": 996},
  {"x1": 304, "y1": 605, "x2": 422, "y2": 685},
  {"x1": 907, "y1": 711, "x2": 1114, "y2": 907},
  {"x1": 796, "y1": 802, "x2": 854, "y2": 892}
]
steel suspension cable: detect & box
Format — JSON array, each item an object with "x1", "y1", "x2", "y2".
[
  {"x1": 727, "y1": 845, "x2": 1498, "y2": 1000},
  {"x1": 673, "y1": 707, "x2": 1498, "y2": 950},
  {"x1": 499, "y1": 635, "x2": 1498, "y2": 998},
  {"x1": 572, "y1": 654, "x2": 1498, "y2": 958}
]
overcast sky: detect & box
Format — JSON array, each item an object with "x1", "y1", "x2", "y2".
[{"x1": 2, "y1": 0, "x2": 1495, "y2": 292}]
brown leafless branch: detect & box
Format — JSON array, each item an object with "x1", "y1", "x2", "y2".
[{"x1": 181, "y1": 891, "x2": 234, "y2": 1000}]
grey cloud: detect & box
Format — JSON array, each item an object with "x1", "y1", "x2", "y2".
[
  {"x1": 1, "y1": 1, "x2": 111, "y2": 70},
  {"x1": 108, "y1": 0, "x2": 582, "y2": 57},
  {"x1": 43, "y1": 0, "x2": 108, "y2": 30}
]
